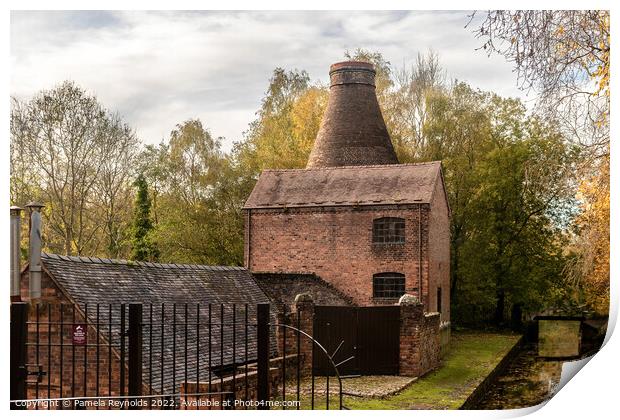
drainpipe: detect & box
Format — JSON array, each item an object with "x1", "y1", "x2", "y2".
[
  {"x1": 10, "y1": 206, "x2": 23, "y2": 301},
  {"x1": 418, "y1": 204, "x2": 422, "y2": 306},
  {"x1": 25, "y1": 202, "x2": 45, "y2": 300},
  {"x1": 246, "y1": 209, "x2": 252, "y2": 269}
]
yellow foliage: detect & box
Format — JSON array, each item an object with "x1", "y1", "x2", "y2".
[
  {"x1": 243, "y1": 86, "x2": 327, "y2": 171},
  {"x1": 574, "y1": 152, "x2": 610, "y2": 313},
  {"x1": 592, "y1": 12, "x2": 610, "y2": 98},
  {"x1": 290, "y1": 87, "x2": 329, "y2": 162}
]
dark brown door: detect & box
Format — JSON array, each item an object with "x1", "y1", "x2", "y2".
[
  {"x1": 313, "y1": 306, "x2": 400, "y2": 375},
  {"x1": 356, "y1": 306, "x2": 400, "y2": 374},
  {"x1": 313, "y1": 306, "x2": 358, "y2": 375}
]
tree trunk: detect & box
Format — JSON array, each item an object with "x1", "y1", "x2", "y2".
[
  {"x1": 494, "y1": 290, "x2": 505, "y2": 326},
  {"x1": 511, "y1": 304, "x2": 523, "y2": 332}
]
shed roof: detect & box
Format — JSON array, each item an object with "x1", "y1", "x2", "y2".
[
  {"x1": 40, "y1": 253, "x2": 275, "y2": 394},
  {"x1": 244, "y1": 161, "x2": 444, "y2": 209},
  {"x1": 254, "y1": 273, "x2": 354, "y2": 314}
]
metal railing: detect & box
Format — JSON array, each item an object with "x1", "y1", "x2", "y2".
[{"x1": 10, "y1": 302, "x2": 345, "y2": 410}]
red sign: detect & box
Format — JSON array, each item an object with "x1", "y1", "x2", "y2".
[{"x1": 72, "y1": 324, "x2": 87, "y2": 345}]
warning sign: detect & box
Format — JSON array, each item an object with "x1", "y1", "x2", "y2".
[{"x1": 72, "y1": 324, "x2": 87, "y2": 345}]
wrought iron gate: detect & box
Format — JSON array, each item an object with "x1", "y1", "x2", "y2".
[{"x1": 10, "y1": 302, "x2": 345, "y2": 410}]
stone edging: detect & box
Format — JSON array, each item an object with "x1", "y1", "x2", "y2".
[{"x1": 459, "y1": 335, "x2": 525, "y2": 410}]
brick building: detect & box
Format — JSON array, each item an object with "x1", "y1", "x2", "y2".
[
  {"x1": 244, "y1": 61, "x2": 451, "y2": 324},
  {"x1": 16, "y1": 253, "x2": 441, "y2": 404},
  {"x1": 18, "y1": 252, "x2": 277, "y2": 403},
  {"x1": 10, "y1": 61, "x2": 449, "y2": 409}
]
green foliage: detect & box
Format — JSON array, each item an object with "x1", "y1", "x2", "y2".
[
  {"x1": 131, "y1": 174, "x2": 159, "y2": 262},
  {"x1": 418, "y1": 83, "x2": 580, "y2": 325},
  {"x1": 139, "y1": 119, "x2": 249, "y2": 266}
]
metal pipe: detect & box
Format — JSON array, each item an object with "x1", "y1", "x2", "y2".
[
  {"x1": 10, "y1": 206, "x2": 23, "y2": 300},
  {"x1": 418, "y1": 204, "x2": 422, "y2": 305},
  {"x1": 26, "y1": 201, "x2": 44, "y2": 300}
]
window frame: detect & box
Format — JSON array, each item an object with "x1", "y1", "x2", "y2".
[
  {"x1": 372, "y1": 272, "x2": 406, "y2": 299},
  {"x1": 372, "y1": 217, "x2": 406, "y2": 244}
]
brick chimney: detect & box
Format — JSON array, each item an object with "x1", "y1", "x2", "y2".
[{"x1": 306, "y1": 61, "x2": 399, "y2": 168}]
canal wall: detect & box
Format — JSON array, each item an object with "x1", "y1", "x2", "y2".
[{"x1": 459, "y1": 335, "x2": 525, "y2": 409}]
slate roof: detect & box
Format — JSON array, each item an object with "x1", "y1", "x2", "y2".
[
  {"x1": 40, "y1": 253, "x2": 276, "y2": 394},
  {"x1": 254, "y1": 273, "x2": 354, "y2": 314},
  {"x1": 244, "y1": 161, "x2": 444, "y2": 209}
]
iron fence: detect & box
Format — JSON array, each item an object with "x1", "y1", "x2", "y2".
[{"x1": 10, "y1": 302, "x2": 345, "y2": 410}]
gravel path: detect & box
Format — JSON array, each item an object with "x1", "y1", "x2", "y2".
[{"x1": 286, "y1": 375, "x2": 418, "y2": 398}]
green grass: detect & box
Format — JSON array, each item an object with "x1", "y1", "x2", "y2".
[{"x1": 285, "y1": 331, "x2": 519, "y2": 410}]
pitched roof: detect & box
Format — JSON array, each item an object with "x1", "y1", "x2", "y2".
[
  {"x1": 244, "y1": 162, "x2": 444, "y2": 209},
  {"x1": 40, "y1": 253, "x2": 275, "y2": 393}
]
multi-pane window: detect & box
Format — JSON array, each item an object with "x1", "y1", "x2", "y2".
[
  {"x1": 373, "y1": 273, "x2": 406, "y2": 299},
  {"x1": 372, "y1": 217, "x2": 405, "y2": 244}
]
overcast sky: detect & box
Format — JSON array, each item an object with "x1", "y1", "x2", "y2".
[{"x1": 10, "y1": 10, "x2": 532, "y2": 151}]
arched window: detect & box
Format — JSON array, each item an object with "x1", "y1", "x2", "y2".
[
  {"x1": 372, "y1": 217, "x2": 405, "y2": 244},
  {"x1": 373, "y1": 273, "x2": 406, "y2": 298}
]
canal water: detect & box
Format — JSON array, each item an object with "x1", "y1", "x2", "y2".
[
  {"x1": 475, "y1": 341, "x2": 563, "y2": 409},
  {"x1": 474, "y1": 318, "x2": 605, "y2": 409}
]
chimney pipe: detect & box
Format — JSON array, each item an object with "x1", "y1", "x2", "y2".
[
  {"x1": 306, "y1": 61, "x2": 399, "y2": 168},
  {"x1": 10, "y1": 206, "x2": 23, "y2": 301},
  {"x1": 25, "y1": 202, "x2": 44, "y2": 300}
]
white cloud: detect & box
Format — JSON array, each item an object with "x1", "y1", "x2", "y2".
[{"x1": 10, "y1": 10, "x2": 530, "y2": 151}]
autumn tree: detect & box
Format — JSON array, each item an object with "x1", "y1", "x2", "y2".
[
  {"x1": 384, "y1": 51, "x2": 446, "y2": 162},
  {"x1": 566, "y1": 153, "x2": 610, "y2": 314},
  {"x1": 235, "y1": 68, "x2": 328, "y2": 173},
  {"x1": 420, "y1": 83, "x2": 579, "y2": 324},
  {"x1": 138, "y1": 119, "x2": 247, "y2": 265},
  {"x1": 471, "y1": 10, "x2": 609, "y2": 151},
  {"x1": 471, "y1": 10, "x2": 610, "y2": 314}
]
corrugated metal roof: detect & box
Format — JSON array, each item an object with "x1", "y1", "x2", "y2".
[{"x1": 244, "y1": 162, "x2": 443, "y2": 209}]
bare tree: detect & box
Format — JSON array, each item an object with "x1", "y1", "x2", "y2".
[
  {"x1": 383, "y1": 50, "x2": 446, "y2": 161},
  {"x1": 469, "y1": 10, "x2": 610, "y2": 155},
  {"x1": 94, "y1": 113, "x2": 140, "y2": 258},
  {"x1": 10, "y1": 81, "x2": 140, "y2": 257}
]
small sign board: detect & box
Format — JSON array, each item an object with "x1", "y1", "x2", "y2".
[{"x1": 72, "y1": 324, "x2": 87, "y2": 345}]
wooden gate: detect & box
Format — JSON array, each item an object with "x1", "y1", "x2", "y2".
[{"x1": 313, "y1": 306, "x2": 400, "y2": 376}]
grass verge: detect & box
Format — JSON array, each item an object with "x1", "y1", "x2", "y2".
[{"x1": 286, "y1": 331, "x2": 520, "y2": 410}]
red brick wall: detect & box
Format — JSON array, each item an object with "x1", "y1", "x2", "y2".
[
  {"x1": 399, "y1": 302, "x2": 441, "y2": 377},
  {"x1": 275, "y1": 297, "x2": 315, "y2": 375},
  {"x1": 20, "y1": 271, "x2": 127, "y2": 408},
  {"x1": 246, "y1": 205, "x2": 432, "y2": 308},
  {"x1": 181, "y1": 354, "x2": 300, "y2": 410},
  {"x1": 428, "y1": 178, "x2": 451, "y2": 324}
]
